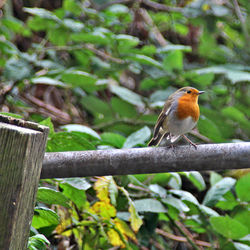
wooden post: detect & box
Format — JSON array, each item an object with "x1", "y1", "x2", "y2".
[{"x1": 0, "y1": 115, "x2": 49, "y2": 250}]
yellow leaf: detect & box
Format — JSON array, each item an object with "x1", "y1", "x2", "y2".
[
  {"x1": 107, "y1": 229, "x2": 125, "y2": 248},
  {"x1": 55, "y1": 207, "x2": 72, "y2": 235},
  {"x1": 94, "y1": 177, "x2": 110, "y2": 202},
  {"x1": 129, "y1": 202, "x2": 143, "y2": 232},
  {"x1": 114, "y1": 218, "x2": 136, "y2": 241},
  {"x1": 89, "y1": 201, "x2": 116, "y2": 219}
]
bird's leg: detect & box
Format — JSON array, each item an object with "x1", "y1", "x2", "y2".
[{"x1": 182, "y1": 135, "x2": 197, "y2": 149}]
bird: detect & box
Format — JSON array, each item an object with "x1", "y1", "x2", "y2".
[{"x1": 148, "y1": 87, "x2": 204, "y2": 148}]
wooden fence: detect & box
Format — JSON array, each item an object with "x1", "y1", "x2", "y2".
[{"x1": 0, "y1": 115, "x2": 250, "y2": 249}]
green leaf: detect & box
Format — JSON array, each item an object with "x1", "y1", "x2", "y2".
[
  {"x1": 47, "y1": 131, "x2": 96, "y2": 152},
  {"x1": 80, "y1": 95, "x2": 112, "y2": 122},
  {"x1": 63, "y1": 19, "x2": 84, "y2": 31},
  {"x1": 48, "y1": 27, "x2": 69, "y2": 46},
  {"x1": 28, "y1": 234, "x2": 50, "y2": 250},
  {"x1": 4, "y1": 58, "x2": 33, "y2": 81},
  {"x1": 168, "y1": 189, "x2": 199, "y2": 205},
  {"x1": 233, "y1": 242, "x2": 250, "y2": 250},
  {"x1": 210, "y1": 172, "x2": 223, "y2": 186},
  {"x1": 61, "y1": 70, "x2": 97, "y2": 92},
  {"x1": 61, "y1": 124, "x2": 101, "y2": 139},
  {"x1": 210, "y1": 215, "x2": 248, "y2": 240},
  {"x1": 168, "y1": 173, "x2": 182, "y2": 189},
  {"x1": 199, "y1": 205, "x2": 219, "y2": 217},
  {"x1": 59, "y1": 181, "x2": 88, "y2": 210},
  {"x1": 123, "y1": 126, "x2": 151, "y2": 148},
  {"x1": 108, "y1": 176, "x2": 118, "y2": 206},
  {"x1": 63, "y1": 0, "x2": 81, "y2": 16},
  {"x1": 233, "y1": 207, "x2": 250, "y2": 232},
  {"x1": 0, "y1": 112, "x2": 23, "y2": 119},
  {"x1": 183, "y1": 171, "x2": 206, "y2": 191},
  {"x1": 32, "y1": 207, "x2": 59, "y2": 229},
  {"x1": 101, "y1": 132, "x2": 126, "y2": 148},
  {"x1": 149, "y1": 184, "x2": 167, "y2": 198},
  {"x1": 110, "y1": 85, "x2": 145, "y2": 107},
  {"x1": 202, "y1": 177, "x2": 236, "y2": 207},
  {"x1": 36, "y1": 187, "x2": 70, "y2": 207},
  {"x1": 163, "y1": 50, "x2": 183, "y2": 72},
  {"x1": 128, "y1": 54, "x2": 162, "y2": 68},
  {"x1": 110, "y1": 97, "x2": 137, "y2": 118},
  {"x1": 188, "y1": 72, "x2": 215, "y2": 86},
  {"x1": 31, "y1": 77, "x2": 66, "y2": 86},
  {"x1": 39, "y1": 117, "x2": 54, "y2": 135},
  {"x1": 162, "y1": 196, "x2": 189, "y2": 212},
  {"x1": 71, "y1": 31, "x2": 109, "y2": 45},
  {"x1": 59, "y1": 178, "x2": 91, "y2": 190},
  {"x1": 116, "y1": 34, "x2": 139, "y2": 44},
  {"x1": 198, "y1": 116, "x2": 223, "y2": 142},
  {"x1": 222, "y1": 106, "x2": 248, "y2": 124},
  {"x1": 157, "y1": 45, "x2": 192, "y2": 53},
  {"x1": 24, "y1": 7, "x2": 62, "y2": 23},
  {"x1": 235, "y1": 173, "x2": 250, "y2": 202},
  {"x1": 195, "y1": 66, "x2": 250, "y2": 84},
  {"x1": 134, "y1": 199, "x2": 167, "y2": 213},
  {"x1": 215, "y1": 191, "x2": 238, "y2": 210}
]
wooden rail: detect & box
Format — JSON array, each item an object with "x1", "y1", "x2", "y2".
[{"x1": 41, "y1": 142, "x2": 250, "y2": 179}]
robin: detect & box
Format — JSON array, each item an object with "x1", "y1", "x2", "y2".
[{"x1": 148, "y1": 87, "x2": 204, "y2": 148}]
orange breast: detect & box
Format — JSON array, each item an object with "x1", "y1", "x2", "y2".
[{"x1": 177, "y1": 95, "x2": 200, "y2": 121}]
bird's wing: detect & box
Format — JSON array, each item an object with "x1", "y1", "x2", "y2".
[{"x1": 152, "y1": 100, "x2": 172, "y2": 138}]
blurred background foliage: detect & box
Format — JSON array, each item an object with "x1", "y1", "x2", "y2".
[{"x1": 0, "y1": 0, "x2": 250, "y2": 249}]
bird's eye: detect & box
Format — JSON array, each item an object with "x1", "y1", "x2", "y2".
[{"x1": 187, "y1": 90, "x2": 192, "y2": 94}]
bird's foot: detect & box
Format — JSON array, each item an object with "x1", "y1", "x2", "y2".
[{"x1": 183, "y1": 135, "x2": 197, "y2": 150}]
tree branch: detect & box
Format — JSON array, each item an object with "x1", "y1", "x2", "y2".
[
  {"x1": 41, "y1": 142, "x2": 250, "y2": 179},
  {"x1": 232, "y1": 0, "x2": 249, "y2": 44}
]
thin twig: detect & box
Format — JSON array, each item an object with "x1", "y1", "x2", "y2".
[
  {"x1": 165, "y1": 215, "x2": 201, "y2": 250},
  {"x1": 142, "y1": 0, "x2": 183, "y2": 13},
  {"x1": 42, "y1": 44, "x2": 126, "y2": 64},
  {"x1": 156, "y1": 228, "x2": 212, "y2": 248},
  {"x1": 139, "y1": 8, "x2": 168, "y2": 46},
  {"x1": 0, "y1": 81, "x2": 19, "y2": 105},
  {"x1": 232, "y1": 0, "x2": 249, "y2": 43},
  {"x1": 23, "y1": 93, "x2": 71, "y2": 123}
]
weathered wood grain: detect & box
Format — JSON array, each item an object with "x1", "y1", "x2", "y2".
[{"x1": 0, "y1": 115, "x2": 49, "y2": 250}]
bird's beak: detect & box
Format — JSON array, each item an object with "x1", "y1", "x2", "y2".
[{"x1": 198, "y1": 91, "x2": 205, "y2": 95}]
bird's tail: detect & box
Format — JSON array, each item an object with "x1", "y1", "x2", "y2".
[{"x1": 148, "y1": 132, "x2": 168, "y2": 147}]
